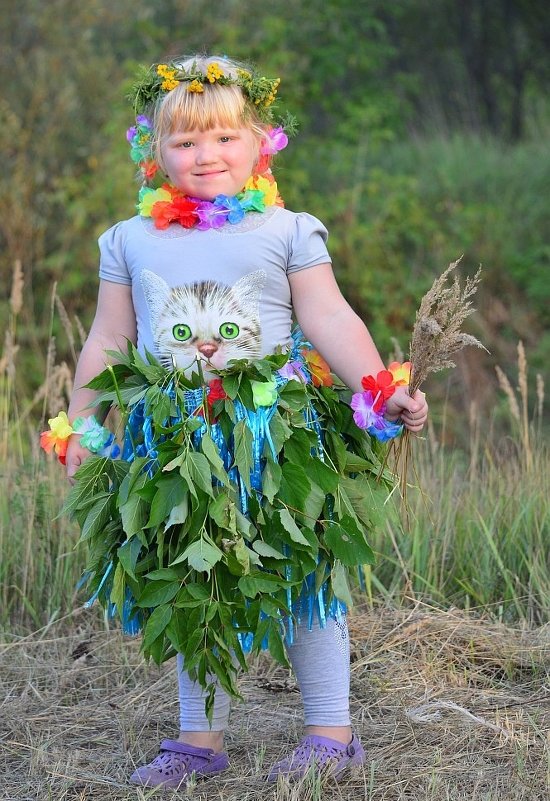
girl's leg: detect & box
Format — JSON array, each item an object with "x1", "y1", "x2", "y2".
[
  {"x1": 129, "y1": 656, "x2": 230, "y2": 787},
  {"x1": 176, "y1": 653, "x2": 230, "y2": 751},
  {"x1": 287, "y1": 616, "x2": 352, "y2": 743},
  {"x1": 267, "y1": 615, "x2": 363, "y2": 781}
]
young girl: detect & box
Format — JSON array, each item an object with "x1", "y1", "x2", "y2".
[{"x1": 64, "y1": 55, "x2": 428, "y2": 787}]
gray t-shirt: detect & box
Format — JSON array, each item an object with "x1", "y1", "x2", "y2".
[{"x1": 98, "y1": 206, "x2": 330, "y2": 371}]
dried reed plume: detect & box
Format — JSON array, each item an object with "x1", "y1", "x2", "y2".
[
  {"x1": 408, "y1": 258, "x2": 486, "y2": 394},
  {"x1": 393, "y1": 258, "x2": 486, "y2": 511},
  {"x1": 54, "y1": 292, "x2": 78, "y2": 367},
  {"x1": 10, "y1": 260, "x2": 24, "y2": 317},
  {"x1": 494, "y1": 341, "x2": 543, "y2": 471}
]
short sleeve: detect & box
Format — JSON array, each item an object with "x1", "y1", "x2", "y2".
[
  {"x1": 287, "y1": 213, "x2": 331, "y2": 274},
  {"x1": 98, "y1": 221, "x2": 132, "y2": 285}
]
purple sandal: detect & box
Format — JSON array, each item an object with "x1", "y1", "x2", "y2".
[
  {"x1": 129, "y1": 738, "x2": 229, "y2": 788},
  {"x1": 267, "y1": 733, "x2": 365, "y2": 782}
]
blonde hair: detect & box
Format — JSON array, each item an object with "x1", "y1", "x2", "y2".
[{"x1": 153, "y1": 55, "x2": 267, "y2": 172}]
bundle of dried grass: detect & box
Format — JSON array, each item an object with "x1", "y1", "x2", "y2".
[{"x1": 393, "y1": 258, "x2": 486, "y2": 507}]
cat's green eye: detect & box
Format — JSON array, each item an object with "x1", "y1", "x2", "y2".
[
  {"x1": 173, "y1": 323, "x2": 192, "y2": 342},
  {"x1": 219, "y1": 322, "x2": 239, "y2": 340}
]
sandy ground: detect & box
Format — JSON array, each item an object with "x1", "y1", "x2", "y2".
[{"x1": 1, "y1": 605, "x2": 548, "y2": 800}]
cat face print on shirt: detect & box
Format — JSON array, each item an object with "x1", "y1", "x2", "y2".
[{"x1": 140, "y1": 269, "x2": 266, "y2": 371}]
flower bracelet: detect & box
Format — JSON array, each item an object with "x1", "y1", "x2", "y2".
[
  {"x1": 39, "y1": 411, "x2": 120, "y2": 465},
  {"x1": 351, "y1": 361, "x2": 411, "y2": 442}
]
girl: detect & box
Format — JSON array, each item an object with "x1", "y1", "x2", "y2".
[{"x1": 64, "y1": 55, "x2": 428, "y2": 787}]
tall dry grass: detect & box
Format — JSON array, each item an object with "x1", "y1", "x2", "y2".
[{"x1": 0, "y1": 267, "x2": 548, "y2": 633}]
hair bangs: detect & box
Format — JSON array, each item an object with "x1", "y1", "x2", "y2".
[{"x1": 157, "y1": 83, "x2": 248, "y2": 136}]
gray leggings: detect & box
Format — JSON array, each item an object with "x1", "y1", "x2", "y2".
[{"x1": 177, "y1": 616, "x2": 350, "y2": 731}]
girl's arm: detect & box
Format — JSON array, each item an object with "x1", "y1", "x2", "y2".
[
  {"x1": 66, "y1": 280, "x2": 137, "y2": 480},
  {"x1": 288, "y1": 263, "x2": 428, "y2": 430}
]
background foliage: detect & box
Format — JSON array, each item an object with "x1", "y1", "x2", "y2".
[
  {"x1": 0, "y1": 0, "x2": 548, "y2": 633},
  {"x1": 1, "y1": 0, "x2": 549, "y2": 431}
]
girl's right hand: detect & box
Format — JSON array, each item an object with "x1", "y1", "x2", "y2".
[{"x1": 65, "y1": 435, "x2": 92, "y2": 484}]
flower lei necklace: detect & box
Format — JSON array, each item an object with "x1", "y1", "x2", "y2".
[{"x1": 138, "y1": 173, "x2": 283, "y2": 231}]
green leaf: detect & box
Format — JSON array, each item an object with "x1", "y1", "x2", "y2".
[
  {"x1": 187, "y1": 583, "x2": 211, "y2": 600},
  {"x1": 164, "y1": 495, "x2": 189, "y2": 529},
  {"x1": 79, "y1": 492, "x2": 114, "y2": 542},
  {"x1": 331, "y1": 560, "x2": 353, "y2": 607},
  {"x1": 183, "y1": 628, "x2": 205, "y2": 665},
  {"x1": 206, "y1": 650, "x2": 239, "y2": 697},
  {"x1": 131, "y1": 347, "x2": 167, "y2": 383},
  {"x1": 252, "y1": 540, "x2": 287, "y2": 560},
  {"x1": 252, "y1": 617, "x2": 270, "y2": 651},
  {"x1": 324, "y1": 517, "x2": 375, "y2": 566},
  {"x1": 171, "y1": 537, "x2": 224, "y2": 573},
  {"x1": 119, "y1": 491, "x2": 148, "y2": 538},
  {"x1": 304, "y1": 459, "x2": 340, "y2": 495},
  {"x1": 145, "y1": 567, "x2": 185, "y2": 581},
  {"x1": 187, "y1": 451, "x2": 214, "y2": 497},
  {"x1": 303, "y1": 480, "x2": 326, "y2": 527},
  {"x1": 279, "y1": 462, "x2": 311, "y2": 511},
  {"x1": 208, "y1": 492, "x2": 237, "y2": 533},
  {"x1": 144, "y1": 385, "x2": 172, "y2": 426},
  {"x1": 326, "y1": 430, "x2": 348, "y2": 472},
  {"x1": 238, "y1": 571, "x2": 289, "y2": 597},
  {"x1": 110, "y1": 562, "x2": 125, "y2": 615},
  {"x1": 135, "y1": 580, "x2": 180, "y2": 607},
  {"x1": 235, "y1": 508, "x2": 256, "y2": 540},
  {"x1": 233, "y1": 537, "x2": 251, "y2": 574},
  {"x1": 267, "y1": 623, "x2": 290, "y2": 667},
  {"x1": 222, "y1": 373, "x2": 240, "y2": 399},
  {"x1": 278, "y1": 381, "x2": 308, "y2": 411},
  {"x1": 261, "y1": 455, "x2": 282, "y2": 504},
  {"x1": 163, "y1": 452, "x2": 186, "y2": 472},
  {"x1": 117, "y1": 537, "x2": 142, "y2": 580},
  {"x1": 339, "y1": 475, "x2": 388, "y2": 528},
  {"x1": 278, "y1": 508, "x2": 310, "y2": 546},
  {"x1": 233, "y1": 419, "x2": 253, "y2": 494},
  {"x1": 146, "y1": 475, "x2": 187, "y2": 528},
  {"x1": 142, "y1": 604, "x2": 173, "y2": 650},
  {"x1": 201, "y1": 432, "x2": 230, "y2": 486},
  {"x1": 344, "y1": 452, "x2": 375, "y2": 473},
  {"x1": 268, "y1": 411, "x2": 293, "y2": 454}
]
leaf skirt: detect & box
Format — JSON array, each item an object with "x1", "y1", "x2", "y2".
[{"x1": 69, "y1": 344, "x2": 393, "y2": 691}]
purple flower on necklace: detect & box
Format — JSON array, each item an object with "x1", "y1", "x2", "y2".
[
  {"x1": 260, "y1": 126, "x2": 289, "y2": 155},
  {"x1": 195, "y1": 201, "x2": 229, "y2": 230},
  {"x1": 278, "y1": 360, "x2": 308, "y2": 383},
  {"x1": 214, "y1": 194, "x2": 245, "y2": 224}
]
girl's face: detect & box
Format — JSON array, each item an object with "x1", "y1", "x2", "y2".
[{"x1": 160, "y1": 125, "x2": 258, "y2": 199}]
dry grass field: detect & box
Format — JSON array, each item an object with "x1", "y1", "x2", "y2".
[{"x1": 1, "y1": 604, "x2": 548, "y2": 801}]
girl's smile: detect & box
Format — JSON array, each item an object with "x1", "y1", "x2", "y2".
[{"x1": 161, "y1": 126, "x2": 258, "y2": 200}]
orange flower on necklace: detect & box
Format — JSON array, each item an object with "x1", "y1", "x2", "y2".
[
  {"x1": 361, "y1": 370, "x2": 396, "y2": 412},
  {"x1": 302, "y1": 348, "x2": 333, "y2": 387}
]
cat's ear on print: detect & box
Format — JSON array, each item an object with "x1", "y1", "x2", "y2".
[
  {"x1": 232, "y1": 270, "x2": 267, "y2": 309},
  {"x1": 140, "y1": 269, "x2": 171, "y2": 322}
]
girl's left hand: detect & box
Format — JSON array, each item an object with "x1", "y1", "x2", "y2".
[{"x1": 385, "y1": 386, "x2": 428, "y2": 433}]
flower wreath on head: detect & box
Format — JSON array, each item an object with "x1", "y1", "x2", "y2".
[{"x1": 125, "y1": 59, "x2": 298, "y2": 231}]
